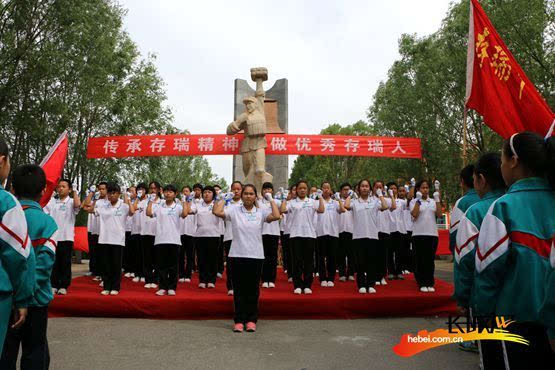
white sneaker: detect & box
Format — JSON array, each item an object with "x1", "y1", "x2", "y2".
[
  {"x1": 140, "y1": 277, "x2": 145, "y2": 282},
  {"x1": 348, "y1": 276, "x2": 355, "y2": 281},
  {"x1": 99, "y1": 282, "x2": 104, "y2": 287},
  {"x1": 110, "y1": 290, "x2": 119, "y2": 296},
  {"x1": 167, "y1": 290, "x2": 176, "y2": 296},
  {"x1": 101, "y1": 290, "x2": 109, "y2": 295},
  {"x1": 217, "y1": 273, "x2": 223, "y2": 279},
  {"x1": 315, "y1": 273, "x2": 319, "y2": 277},
  {"x1": 368, "y1": 287, "x2": 377, "y2": 294},
  {"x1": 207, "y1": 283, "x2": 215, "y2": 288},
  {"x1": 144, "y1": 283, "x2": 150, "y2": 289},
  {"x1": 339, "y1": 276, "x2": 347, "y2": 282},
  {"x1": 327, "y1": 281, "x2": 335, "y2": 287},
  {"x1": 124, "y1": 272, "x2": 131, "y2": 278},
  {"x1": 184, "y1": 278, "x2": 191, "y2": 283},
  {"x1": 375, "y1": 281, "x2": 381, "y2": 286},
  {"x1": 52, "y1": 288, "x2": 58, "y2": 295},
  {"x1": 381, "y1": 278, "x2": 387, "y2": 285},
  {"x1": 288, "y1": 277, "x2": 293, "y2": 283},
  {"x1": 268, "y1": 282, "x2": 275, "y2": 288},
  {"x1": 199, "y1": 283, "x2": 206, "y2": 289},
  {"x1": 321, "y1": 281, "x2": 328, "y2": 287},
  {"x1": 304, "y1": 288, "x2": 312, "y2": 294},
  {"x1": 294, "y1": 288, "x2": 302, "y2": 294},
  {"x1": 58, "y1": 288, "x2": 67, "y2": 295},
  {"x1": 151, "y1": 284, "x2": 158, "y2": 289},
  {"x1": 262, "y1": 282, "x2": 269, "y2": 288},
  {"x1": 85, "y1": 272, "x2": 93, "y2": 276},
  {"x1": 227, "y1": 290, "x2": 234, "y2": 296},
  {"x1": 420, "y1": 287, "x2": 429, "y2": 293},
  {"x1": 156, "y1": 289, "x2": 167, "y2": 296},
  {"x1": 132, "y1": 277, "x2": 140, "y2": 282},
  {"x1": 359, "y1": 287, "x2": 367, "y2": 294},
  {"x1": 93, "y1": 276, "x2": 101, "y2": 281},
  {"x1": 130, "y1": 273, "x2": 135, "y2": 278},
  {"x1": 178, "y1": 278, "x2": 185, "y2": 283},
  {"x1": 428, "y1": 287, "x2": 435, "y2": 292}
]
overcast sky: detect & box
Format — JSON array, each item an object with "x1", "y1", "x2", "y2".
[{"x1": 118, "y1": 0, "x2": 452, "y2": 185}]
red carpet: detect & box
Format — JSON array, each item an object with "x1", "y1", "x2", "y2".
[{"x1": 49, "y1": 269, "x2": 456, "y2": 320}]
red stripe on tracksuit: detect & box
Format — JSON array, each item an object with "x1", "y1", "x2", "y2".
[
  {"x1": 456, "y1": 233, "x2": 479, "y2": 255},
  {"x1": 477, "y1": 232, "x2": 552, "y2": 261},
  {"x1": 0, "y1": 221, "x2": 29, "y2": 249},
  {"x1": 31, "y1": 238, "x2": 57, "y2": 248}
]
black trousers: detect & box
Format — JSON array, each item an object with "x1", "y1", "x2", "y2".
[
  {"x1": 400, "y1": 231, "x2": 413, "y2": 272},
  {"x1": 387, "y1": 232, "x2": 403, "y2": 276},
  {"x1": 412, "y1": 235, "x2": 438, "y2": 288},
  {"x1": 129, "y1": 234, "x2": 142, "y2": 277},
  {"x1": 317, "y1": 235, "x2": 338, "y2": 282},
  {"x1": 100, "y1": 244, "x2": 123, "y2": 291},
  {"x1": 123, "y1": 231, "x2": 131, "y2": 272},
  {"x1": 197, "y1": 237, "x2": 220, "y2": 284},
  {"x1": 290, "y1": 237, "x2": 316, "y2": 290},
  {"x1": 218, "y1": 235, "x2": 225, "y2": 274},
  {"x1": 229, "y1": 257, "x2": 264, "y2": 324},
  {"x1": 0, "y1": 306, "x2": 49, "y2": 370},
  {"x1": 354, "y1": 238, "x2": 380, "y2": 289},
  {"x1": 337, "y1": 232, "x2": 356, "y2": 278},
  {"x1": 141, "y1": 235, "x2": 157, "y2": 284},
  {"x1": 262, "y1": 235, "x2": 279, "y2": 283},
  {"x1": 88, "y1": 232, "x2": 99, "y2": 275},
  {"x1": 156, "y1": 244, "x2": 179, "y2": 291},
  {"x1": 503, "y1": 322, "x2": 554, "y2": 369},
  {"x1": 51, "y1": 241, "x2": 73, "y2": 289},
  {"x1": 179, "y1": 235, "x2": 195, "y2": 279},
  {"x1": 280, "y1": 232, "x2": 292, "y2": 277},
  {"x1": 224, "y1": 241, "x2": 233, "y2": 290},
  {"x1": 377, "y1": 232, "x2": 389, "y2": 280}
]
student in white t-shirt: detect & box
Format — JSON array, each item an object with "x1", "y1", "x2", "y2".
[
  {"x1": 337, "y1": 182, "x2": 355, "y2": 282},
  {"x1": 90, "y1": 182, "x2": 135, "y2": 295},
  {"x1": 280, "y1": 181, "x2": 325, "y2": 295},
  {"x1": 130, "y1": 183, "x2": 147, "y2": 282},
  {"x1": 178, "y1": 186, "x2": 196, "y2": 283},
  {"x1": 345, "y1": 179, "x2": 388, "y2": 294},
  {"x1": 280, "y1": 185, "x2": 296, "y2": 282},
  {"x1": 138, "y1": 182, "x2": 162, "y2": 289},
  {"x1": 385, "y1": 182, "x2": 406, "y2": 281},
  {"x1": 83, "y1": 182, "x2": 108, "y2": 284},
  {"x1": 146, "y1": 184, "x2": 190, "y2": 296},
  {"x1": 260, "y1": 182, "x2": 282, "y2": 288},
  {"x1": 316, "y1": 182, "x2": 345, "y2": 287},
  {"x1": 222, "y1": 181, "x2": 243, "y2": 295},
  {"x1": 213, "y1": 184, "x2": 280, "y2": 333},
  {"x1": 123, "y1": 186, "x2": 136, "y2": 278},
  {"x1": 44, "y1": 179, "x2": 81, "y2": 295},
  {"x1": 410, "y1": 180, "x2": 442, "y2": 293},
  {"x1": 189, "y1": 185, "x2": 221, "y2": 288},
  {"x1": 213, "y1": 184, "x2": 225, "y2": 278},
  {"x1": 398, "y1": 184, "x2": 414, "y2": 275},
  {"x1": 373, "y1": 180, "x2": 393, "y2": 286}
]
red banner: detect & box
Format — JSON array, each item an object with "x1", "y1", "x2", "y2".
[
  {"x1": 465, "y1": 0, "x2": 555, "y2": 139},
  {"x1": 86, "y1": 134, "x2": 421, "y2": 159}
]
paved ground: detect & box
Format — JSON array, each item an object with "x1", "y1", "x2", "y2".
[{"x1": 43, "y1": 259, "x2": 481, "y2": 369}]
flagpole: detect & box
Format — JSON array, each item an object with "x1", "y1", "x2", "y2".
[{"x1": 462, "y1": 107, "x2": 468, "y2": 166}]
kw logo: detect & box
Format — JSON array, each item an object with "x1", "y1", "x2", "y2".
[{"x1": 495, "y1": 316, "x2": 515, "y2": 330}]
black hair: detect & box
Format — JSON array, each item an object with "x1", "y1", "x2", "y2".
[
  {"x1": 262, "y1": 182, "x2": 273, "y2": 190},
  {"x1": 321, "y1": 181, "x2": 332, "y2": 189},
  {"x1": 12, "y1": 164, "x2": 46, "y2": 201},
  {"x1": 182, "y1": 185, "x2": 191, "y2": 192},
  {"x1": 358, "y1": 179, "x2": 371, "y2": 188},
  {"x1": 372, "y1": 180, "x2": 383, "y2": 188},
  {"x1": 460, "y1": 164, "x2": 475, "y2": 189},
  {"x1": 106, "y1": 182, "x2": 120, "y2": 193},
  {"x1": 503, "y1": 131, "x2": 555, "y2": 188},
  {"x1": 339, "y1": 182, "x2": 351, "y2": 190},
  {"x1": 474, "y1": 152, "x2": 505, "y2": 191},
  {"x1": 148, "y1": 181, "x2": 162, "y2": 198},
  {"x1": 136, "y1": 182, "x2": 147, "y2": 191},
  {"x1": 127, "y1": 185, "x2": 136, "y2": 191},
  {"x1": 98, "y1": 181, "x2": 108, "y2": 188},
  {"x1": 202, "y1": 185, "x2": 215, "y2": 196},
  {"x1": 213, "y1": 184, "x2": 221, "y2": 190},
  {"x1": 58, "y1": 178, "x2": 72, "y2": 188},
  {"x1": 163, "y1": 184, "x2": 177, "y2": 193},
  {"x1": 415, "y1": 180, "x2": 429, "y2": 191},
  {"x1": 231, "y1": 181, "x2": 243, "y2": 189},
  {"x1": 193, "y1": 183, "x2": 203, "y2": 191},
  {"x1": 0, "y1": 138, "x2": 9, "y2": 159},
  {"x1": 295, "y1": 180, "x2": 308, "y2": 188},
  {"x1": 242, "y1": 183, "x2": 258, "y2": 198},
  {"x1": 289, "y1": 184, "x2": 296, "y2": 191},
  {"x1": 386, "y1": 181, "x2": 397, "y2": 189}
]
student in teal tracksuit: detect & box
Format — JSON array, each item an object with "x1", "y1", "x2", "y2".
[
  {"x1": 474, "y1": 132, "x2": 555, "y2": 368},
  {"x1": 539, "y1": 243, "x2": 554, "y2": 350},
  {"x1": 453, "y1": 153, "x2": 505, "y2": 364},
  {"x1": 449, "y1": 164, "x2": 480, "y2": 254},
  {"x1": 0, "y1": 139, "x2": 32, "y2": 350},
  {"x1": 0, "y1": 164, "x2": 58, "y2": 369}
]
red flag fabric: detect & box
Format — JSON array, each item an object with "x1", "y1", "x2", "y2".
[
  {"x1": 465, "y1": 0, "x2": 554, "y2": 139},
  {"x1": 86, "y1": 134, "x2": 422, "y2": 159},
  {"x1": 39, "y1": 132, "x2": 69, "y2": 207}
]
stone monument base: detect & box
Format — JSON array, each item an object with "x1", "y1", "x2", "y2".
[{"x1": 244, "y1": 170, "x2": 273, "y2": 194}]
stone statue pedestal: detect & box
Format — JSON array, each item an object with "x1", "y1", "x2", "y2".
[{"x1": 244, "y1": 170, "x2": 273, "y2": 195}]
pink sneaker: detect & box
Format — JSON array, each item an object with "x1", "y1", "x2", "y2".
[
  {"x1": 245, "y1": 322, "x2": 256, "y2": 332},
  {"x1": 233, "y1": 323, "x2": 244, "y2": 333}
]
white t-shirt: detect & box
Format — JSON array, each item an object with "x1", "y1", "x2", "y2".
[
  {"x1": 316, "y1": 198, "x2": 340, "y2": 238},
  {"x1": 153, "y1": 201, "x2": 183, "y2": 245},
  {"x1": 139, "y1": 198, "x2": 160, "y2": 236},
  {"x1": 338, "y1": 199, "x2": 353, "y2": 234},
  {"x1": 191, "y1": 201, "x2": 221, "y2": 237},
  {"x1": 409, "y1": 198, "x2": 438, "y2": 237},
  {"x1": 403, "y1": 200, "x2": 413, "y2": 232},
  {"x1": 89, "y1": 198, "x2": 108, "y2": 235},
  {"x1": 131, "y1": 200, "x2": 143, "y2": 235},
  {"x1": 285, "y1": 198, "x2": 320, "y2": 239},
  {"x1": 390, "y1": 198, "x2": 407, "y2": 234},
  {"x1": 95, "y1": 199, "x2": 130, "y2": 246},
  {"x1": 44, "y1": 196, "x2": 80, "y2": 242},
  {"x1": 260, "y1": 199, "x2": 281, "y2": 236},
  {"x1": 376, "y1": 197, "x2": 392, "y2": 234},
  {"x1": 351, "y1": 197, "x2": 381, "y2": 240},
  {"x1": 280, "y1": 213, "x2": 287, "y2": 233},
  {"x1": 225, "y1": 205, "x2": 270, "y2": 259},
  {"x1": 223, "y1": 199, "x2": 243, "y2": 242},
  {"x1": 180, "y1": 204, "x2": 196, "y2": 236}
]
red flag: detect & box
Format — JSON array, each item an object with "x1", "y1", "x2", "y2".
[
  {"x1": 465, "y1": 0, "x2": 554, "y2": 139},
  {"x1": 39, "y1": 131, "x2": 69, "y2": 207}
]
